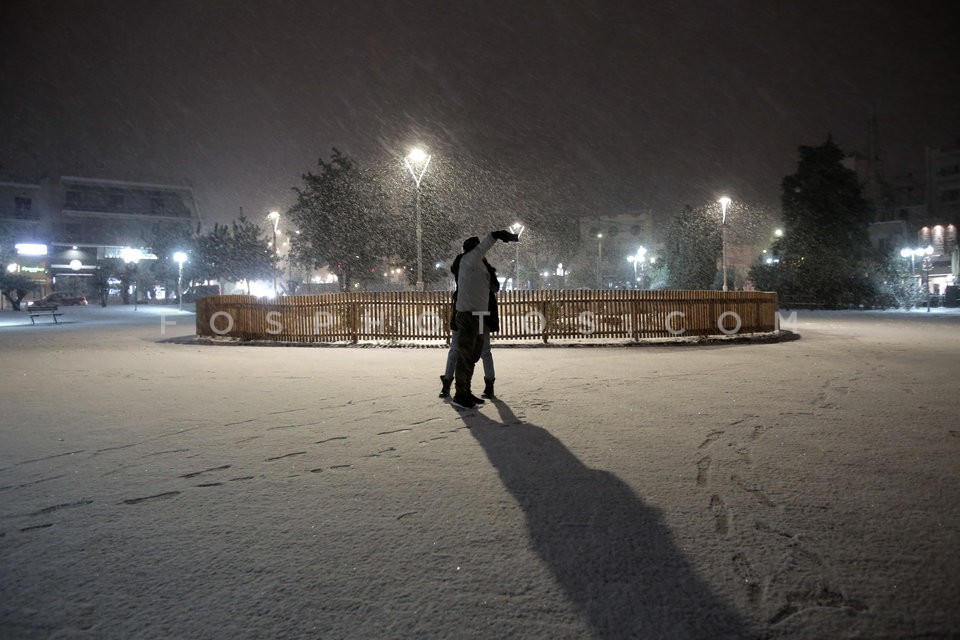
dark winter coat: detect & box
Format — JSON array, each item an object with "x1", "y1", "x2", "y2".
[{"x1": 450, "y1": 254, "x2": 500, "y2": 333}]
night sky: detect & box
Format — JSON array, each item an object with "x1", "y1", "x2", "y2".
[{"x1": 1, "y1": 0, "x2": 957, "y2": 227}]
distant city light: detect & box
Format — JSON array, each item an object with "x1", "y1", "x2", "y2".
[
  {"x1": 121, "y1": 247, "x2": 143, "y2": 264},
  {"x1": 248, "y1": 280, "x2": 274, "y2": 298}
]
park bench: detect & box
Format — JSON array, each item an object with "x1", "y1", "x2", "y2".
[{"x1": 28, "y1": 303, "x2": 63, "y2": 324}]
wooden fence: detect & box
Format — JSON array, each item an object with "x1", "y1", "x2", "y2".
[{"x1": 196, "y1": 290, "x2": 779, "y2": 343}]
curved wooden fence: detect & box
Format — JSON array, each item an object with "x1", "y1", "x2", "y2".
[{"x1": 195, "y1": 290, "x2": 779, "y2": 343}]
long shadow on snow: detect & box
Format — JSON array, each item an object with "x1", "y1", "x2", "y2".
[{"x1": 458, "y1": 401, "x2": 755, "y2": 640}]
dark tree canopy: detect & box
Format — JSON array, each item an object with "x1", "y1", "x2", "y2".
[
  {"x1": 664, "y1": 204, "x2": 722, "y2": 290},
  {"x1": 288, "y1": 149, "x2": 396, "y2": 291},
  {"x1": 187, "y1": 217, "x2": 276, "y2": 292},
  {"x1": 0, "y1": 222, "x2": 38, "y2": 309},
  {"x1": 225, "y1": 215, "x2": 277, "y2": 288},
  {"x1": 780, "y1": 135, "x2": 873, "y2": 261},
  {"x1": 751, "y1": 136, "x2": 875, "y2": 307},
  {"x1": 194, "y1": 223, "x2": 232, "y2": 285},
  {"x1": 141, "y1": 222, "x2": 196, "y2": 294}
]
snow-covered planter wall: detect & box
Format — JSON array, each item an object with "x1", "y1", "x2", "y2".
[{"x1": 195, "y1": 290, "x2": 779, "y2": 344}]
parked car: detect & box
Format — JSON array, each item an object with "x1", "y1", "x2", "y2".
[
  {"x1": 27, "y1": 292, "x2": 89, "y2": 307},
  {"x1": 180, "y1": 285, "x2": 222, "y2": 302}
]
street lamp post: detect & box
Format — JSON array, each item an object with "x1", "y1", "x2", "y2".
[
  {"x1": 267, "y1": 211, "x2": 280, "y2": 298},
  {"x1": 719, "y1": 196, "x2": 731, "y2": 292},
  {"x1": 404, "y1": 148, "x2": 432, "y2": 292},
  {"x1": 510, "y1": 222, "x2": 525, "y2": 290},
  {"x1": 900, "y1": 245, "x2": 933, "y2": 276},
  {"x1": 121, "y1": 247, "x2": 141, "y2": 310},
  {"x1": 627, "y1": 246, "x2": 647, "y2": 287},
  {"x1": 173, "y1": 251, "x2": 188, "y2": 311},
  {"x1": 596, "y1": 233, "x2": 603, "y2": 289},
  {"x1": 899, "y1": 247, "x2": 916, "y2": 274},
  {"x1": 900, "y1": 245, "x2": 934, "y2": 309},
  {"x1": 922, "y1": 254, "x2": 934, "y2": 312}
]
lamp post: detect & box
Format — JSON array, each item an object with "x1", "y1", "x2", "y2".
[
  {"x1": 173, "y1": 251, "x2": 188, "y2": 311},
  {"x1": 899, "y1": 247, "x2": 916, "y2": 274},
  {"x1": 510, "y1": 222, "x2": 525, "y2": 290},
  {"x1": 627, "y1": 246, "x2": 647, "y2": 288},
  {"x1": 900, "y1": 245, "x2": 934, "y2": 309},
  {"x1": 267, "y1": 211, "x2": 280, "y2": 298},
  {"x1": 121, "y1": 247, "x2": 141, "y2": 310},
  {"x1": 921, "y1": 254, "x2": 935, "y2": 312},
  {"x1": 900, "y1": 245, "x2": 933, "y2": 276},
  {"x1": 719, "y1": 196, "x2": 731, "y2": 292},
  {"x1": 596, "y1": 233, "x2": 603, "y2": 288},
  {"x1": 404, "y1": 148, "x2": 432, "y2": 291}
]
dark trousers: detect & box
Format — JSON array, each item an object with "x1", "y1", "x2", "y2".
[{"x1": 454, "y1": 311, "x2": 484, "y2": 395}]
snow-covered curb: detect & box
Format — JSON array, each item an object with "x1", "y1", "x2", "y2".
[{"x1": 166, "y1": 329, "x2": 800, "y2": 348}]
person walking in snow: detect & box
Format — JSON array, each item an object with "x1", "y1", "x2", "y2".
[
  {"x1": 439, "y1": 238, "x2": 501, "y2": 400},
  {"x1": 446, "y1": 229, "x2": 519, "y2": 408}
]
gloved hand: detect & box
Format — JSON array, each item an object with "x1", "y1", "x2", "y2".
[{"x1": 492, "y1": 229, "x2": 521, "y2": 243}]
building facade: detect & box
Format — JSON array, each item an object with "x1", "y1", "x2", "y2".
[
  {"x1": 1, "y1": 175, "x2": 200, "y2": 298},
  {"x1": 578, "y1": 210, "x2": 656, "y2": 288},
  {"x1": 867, "y1": 144, "x2": 960, "y2": 300}
]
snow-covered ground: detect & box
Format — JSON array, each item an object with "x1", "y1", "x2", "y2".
[{"x1": 1, "y1": 306, "x2": 958, "y2": 639}]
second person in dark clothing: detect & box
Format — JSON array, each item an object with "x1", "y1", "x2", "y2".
[
  {"x1": 448, "y1": 229, "x2": 519, "y2": 408},
  {"x1": 440, "y1": 238, "x2": 500, "y2": 400}
]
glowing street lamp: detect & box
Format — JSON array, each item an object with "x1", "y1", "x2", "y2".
[
  {"x1": 173, "y1": 251, "x2": 188, "y2": 311},
  {"x1": 596, "y1": 233, "x2": 603, "y2": 289},
  {"x1": 627, "y1": 246, "x2": 647, "y2": 286},
  {"x1": 121, "y1": 247, "x2": 142, "y2": 309},
  {"x1": 921, "y1": 252, "x2": 935, "y2": 312},
  {"x1": 900, "y1": 245, "x2": 933, "y2": 275},
  {"x1": 510, "y1": 222, "x2": 525, "y2": 289},
  {"x1": 900, "y1": 245, "x2": 935, "y2": 311},
  {"x1": 267, "y1": 211, "x2": 280, "y2": 298},
  {"x1": 404, "y1": 147, "x2": 432, "y2": 291},
  {"x1": 719, "y1": 196, "x2": 732, "y2": 292}
]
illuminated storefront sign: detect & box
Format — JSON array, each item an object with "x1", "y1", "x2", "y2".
[{"x1": 15, "y1": 243, "x2": 47, "y2": 256}]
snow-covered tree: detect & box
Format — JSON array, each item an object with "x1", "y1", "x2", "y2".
[
  {"x1": 751, "y1": 136, "x2": 874, "y2": 307},
  {"x1": 663, "y1": 204, "x2": 721, "y2": 290},
  {"x1": 288, "y1": 149, "x2": 395, "y2": 291},
  {"x1": 141, "y1": 222, "x2": 196, "y2": 299},
  {"x1": 226, "y1": 216, "x2": 277, "y2": 292},
  {"x1": 190, "y1": 218, "x2": 276, "y2": 293}
]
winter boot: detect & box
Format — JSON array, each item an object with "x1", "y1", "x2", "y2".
[
  {"x1": 439, "y1": 375, "x2": 452, "y2": 398},
  {"x1": 481, "y1": 377, "x2": 496, "y2": 399},
  {"x1": 451, "y1": 391, "x2": 477, "y2": 409}
]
